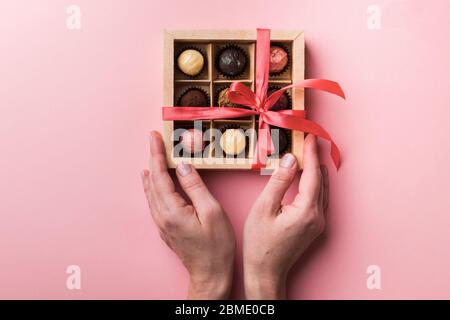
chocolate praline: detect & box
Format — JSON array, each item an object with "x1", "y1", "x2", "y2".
[
  {"x1": 270, "y1": 127, "x2": 289, "y2": 155},
  {"x1": 177, "y1": 49, "x2": 204, "y2": 77},
  {"x1": 217, "y1": 47, "x2": 247, "y2": 77},
  {"x1": 220, "y1": 129, "x2": 246, "y2": 155},
  {"x1": 267, "y1": 89, "x2": 290, "y2": 110},
  {"x1": 180, "y1": 128, "x2": 205, "y2": 154},
  {"x1": 218, "y1": 88, "x2": 238, "y2": 107},
  {"x1": 178, "y1": 88, "x2": 209, "y2": 107},
  {"x1": 269, "y1": 46, "x2": 288, "y2": 74}
]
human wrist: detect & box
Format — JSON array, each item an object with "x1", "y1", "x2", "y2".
[
  {"x1": 188, "y1": 271, "x2": 233, "y2": 300},
  {"x1": 244, "y1": 265, "x2": 287, "y2": 300}
]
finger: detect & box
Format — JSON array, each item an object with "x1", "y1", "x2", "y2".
[
  {"x1": 176, "y1": 162, "x2": 220, "y2": 222},
  {"x1": 318, "y1": 165, "x2": 325, "y2": 210},
  {"x1": 149, "y1": 131, "x2": 186, "y2": 209},
  {"x1": 322, "y1": 165, "x2": 329, "y2": 210},
  {"x1": 257, "y1": 153, "x2": 298, "y2": 214},
  {"x1": 141, "y1": 169, "x2": 163, "y2": 224},
  {"x1": 294, "y1": 134, "x2": 322, "y2": 207},
  {"x1": 146, "y1": 144, "x2": 165, "y2": 214},
  {"x1": 141, "y1": 169, "x2": 151, "y2": 197}
]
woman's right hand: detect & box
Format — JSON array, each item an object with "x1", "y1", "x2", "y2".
[{"x1": 243, "y1": 134, "x2": 328, "y2": 299}]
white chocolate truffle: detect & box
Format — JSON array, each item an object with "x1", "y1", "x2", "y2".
[
  {"x1": 177, "y1": 49, "x2": 204, "y2": 76},
  {"x1": 220, "y1": 129, "x2": 246, "y2": 155}
]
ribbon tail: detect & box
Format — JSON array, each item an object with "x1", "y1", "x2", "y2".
[
  {"x1": 264, "y1": 112, "x2": 341, "y2": 169},
  {"x1": 252, "y1": 120, "x2": 272, "y2": 170},
  {"x1": 296, "y1": 119, "x2": 341, "y2": 169},
  {"x1": 295, "y1": 119, "x2": 341, "y2": 169}
]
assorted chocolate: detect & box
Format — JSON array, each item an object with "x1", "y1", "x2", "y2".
[
  {"x1": 220, "y1": 128, "x2": 247, "y2": 156},
  {"x1": 270, "y1": 127, "x2": 290, "y2": 155},
  {"x1": 267, "y1": 87, "x2": 291, "y2": 111},
  {"x1": 174, "y1": 41, "x2": 293, "y2": 160},
  {"x1": 217, "y1": 87, "x2": 238, "y2": 108},
  {"x1": 180, "y1": 128, "x2": 205, "y2": 154},
  {"x1": 177, "y1": 88, "x2": 209, "y2": 107},
  {"x1": 216, "y1": 45, "x2": 248, "y2": 78},
  {"x1": 177, "y1": 49, "x2": 205, "y2": 77},
  {"x1": 269, "y1": 45, "x2": 289, "y2": 75}
]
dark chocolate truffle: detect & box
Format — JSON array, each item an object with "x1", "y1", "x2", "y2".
[
  {"x1": 267, "y1": 89, "x2": 290, "y2": 110},
  {"x1": 270, "y1": 128, "x2": 288, "y2": 155},
  {"x1": 178, "y1": 88, "x2": 209, "y2": 107},
  {"x1": 217, "y1": 47, "x2": 247, "y2": 77},
  {"x1": 269, "y1": 46, "x2": 288, "y2": 74}
]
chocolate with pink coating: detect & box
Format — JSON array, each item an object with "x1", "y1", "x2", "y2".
[
  {"x1": 180, "y1": 128, "x2": 205, "y2": 154},
  {"x1": 269, "y1": 46, "x2": 288, "y2": 74}
]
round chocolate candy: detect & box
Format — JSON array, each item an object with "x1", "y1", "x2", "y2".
[
  {"x1": 217, "y1": 47, "x2": 247, "y2": 77},
  {"x1": 178, "y1": 88, "x2": 209, "y2": 107},
  {"x1": 269, "y1": 46, "x2": 288, "y2": 74},
  {"x1": 270, "y1": 128, "x2": 288, "y2": 155},
  {"x1": 267, "y1": 88, "x2": 290, "y2": 110},
  {"x1": 220, "y1": 129, "x2": 246, "y2": 155},
  {"x1": 177, "y1": 49, "x2": 204, "y2": 76},
  {"x1": 180, "y1": 128, "x2": 205, "y2": 154},
  {"x1": 218, "y1": 88, "x2": 238, "y2": 107}
]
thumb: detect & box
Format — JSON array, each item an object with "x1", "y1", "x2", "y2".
[
  {"x1": 257, "y1": 153, "x2": 298, "y2": 215},
  {"x1": 176, "y1": 162, "x2": 219, "y2": 218}
]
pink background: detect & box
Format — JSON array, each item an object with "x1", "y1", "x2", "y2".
[{"x1": 1, "y1": 0, "x2": 450, "y2": 299}]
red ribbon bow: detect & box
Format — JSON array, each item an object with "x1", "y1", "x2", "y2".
[{"x1": 163, "y1": 28, "x2": 346, "y2": 169}]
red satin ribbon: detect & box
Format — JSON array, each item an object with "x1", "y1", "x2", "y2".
[{"x1": 162, "y1": 28, "x2": 345, "y2": 169}]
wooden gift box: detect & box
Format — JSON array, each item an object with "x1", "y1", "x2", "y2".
[{"x1": 163, "y1": 29, "x2": 305, "y2": 170}]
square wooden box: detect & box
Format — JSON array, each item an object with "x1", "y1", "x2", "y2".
[{"x1": 163, "y1": 29, "x2": 305, "y2": 170}]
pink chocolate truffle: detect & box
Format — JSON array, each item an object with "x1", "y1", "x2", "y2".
[
  {"x1": 269, "y1": 46, "x2": 288, "y2": 74},
  {"x1": 180, "y1": 128, "x2": 205, "y2": 154}
]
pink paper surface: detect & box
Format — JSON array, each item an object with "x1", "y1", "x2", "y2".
[{"x1": 1, "y1": 0, "x2": 450, "y2": 299}]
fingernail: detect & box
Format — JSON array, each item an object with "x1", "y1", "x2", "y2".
[
  {"x1": 177, "y1": 162, "x2": 192, "y2": 177},
  {"x1": 280, "y1": 153, "x2": 296, "y2": 168}
]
